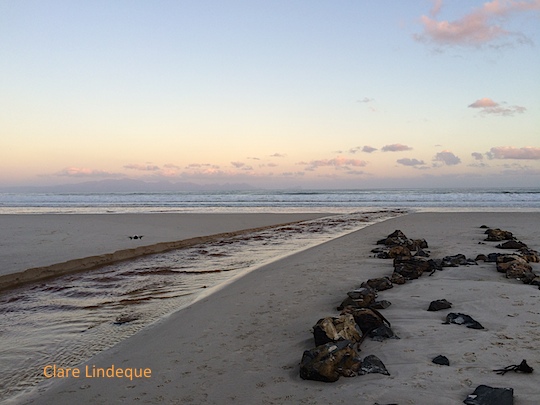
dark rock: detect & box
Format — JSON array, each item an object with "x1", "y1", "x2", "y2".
[
  {"x1": 518, "y1": 271, "x2": 537, "y2": 284},
  {"x1": 342, "y1": 307, "x2": 391, "y2": 334},
  {"x1": 411, "y1": 238, "x2": 429, "y2": 250},
  {"x1": 377, "y1": 230, "x2": 427, "y2": 252},
  {"x1": 313, "y1": 314, "x2": 363, "y2": 347},
  {"x1": 486, "y1": 253, "x2": 502, "y2": 262},
  {"x1": 444, "y1": 313, "x2": 484, "y2": 329},
  {"x1": 337, "y1": 287, "x2": 377, "y2": 310},
  {"x1": 485, "y1": 228, "x2": 515, "y2": 242},
  {"x1": 114, "y1": 313, "x2": 139, "y2": 325},
  {"x1": 432, "y1": 355, "x2": 450, "y2": 366},
  {"x1": 530, "y1": 276, "x2": 540, "y2": 286},
  {"x1": 369, "y1": 324, "x2": 399, "y2": 341},
  {"x1": 361, "y1": 277, "x2": 393, "y2": 292},
  {"x1": 475, "y1": 254, "x2": 488, "y2": 261},
  {"x1": 390, "y1": 272, "x2": 407, "y2": 285},
  {"x1": 359, "y1": 354, "x2": 390, "y2": 376},
  {"x1": 415, "y1": 247, "x2": 430, "y2": 257},
  {"x1": 370, "y1": 300, "x2": 392, "y2": 310},
  {"x1": 393, "y1": 257, "x2": 432, "y2": 279},
  {"x1": 519, "y1": 248, "x2": 540, "y2": 263},
  {"x1": 497, "y1": 240, "x2": 528, "y2": 250},
  {"x1": 496, "y1": 254, "x2": 520, "y2": 263},
  {"x1": 388, "y1": 245, "x2": 412, "y2": 258},
  {"x1": 428, "y1": 299, "x2": 452, "y2": 311},
  {"x1": 496, "y1": 256, "x2": 533, "y2": 277},
  {"x1": 429, "y1": 259, "x2": 444, "y2": 271},
  {"x1": 300, "y1": 340, "x2": 362, "y2": 382},
  {"x1": 463, "y1": 384, "x2": 514, "y2": 405},
  {"x1": 441, "y1": 254, "x2": 469, "y2": 267},
  {"x1": 480, "y1": 225, "x2": 489, "y2": 229}
]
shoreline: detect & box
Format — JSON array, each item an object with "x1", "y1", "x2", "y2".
[
  {"x1": 0, "y1": 213, "x2": 330, "y2": 290},
  {"x1": 15, "y1": 211, "x2": 540, "y2": 404}
]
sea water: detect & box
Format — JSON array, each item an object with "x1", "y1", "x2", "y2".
[{"x1": 0, "y1": 187, "x2": 539, "y2": 214}]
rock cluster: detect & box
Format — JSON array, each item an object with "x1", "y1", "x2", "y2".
[
  {"x1": 476, "y1": 228, "x2": 540, "y2": 288},
  {"x1": 299, "y1": 225, "x2": 536, "y2": 400}
]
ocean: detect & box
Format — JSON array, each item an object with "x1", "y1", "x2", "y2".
[
  {"x1": 1, "y1": 187, "x2": 539, "y2": 213},
  {"x1": 1, "y1": 188, "x2": 539, "y2": 402}
]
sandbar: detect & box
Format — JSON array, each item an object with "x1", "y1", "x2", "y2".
[{"x1": 0, "y1": 213, "x2": 328, "y2": 290}]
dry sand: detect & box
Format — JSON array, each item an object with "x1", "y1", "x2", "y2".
[
  {"x1": 13, "y1": 212, "x2": 540, "y2": 404},
  {"x1": 0, "y1": 213, "x2": 327, "y2": 290}
]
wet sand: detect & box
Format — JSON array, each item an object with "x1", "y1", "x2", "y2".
[
  {"x1": 13, "y1": 212, "x2": 540, "y2": 404},
  {"x1": 0, "y1": 213, "x2": 328, "y2": 290}
]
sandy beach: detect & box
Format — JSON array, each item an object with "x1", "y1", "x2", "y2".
[
  {"x1": 0, "y1": 213, "x2": 327, "y2": 290},
  {"x1": 9, "y1": 212, "x2": 540, "y2": 404}
]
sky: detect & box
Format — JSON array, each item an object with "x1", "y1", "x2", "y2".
[{"x1": 1, "y1": 0, "x2": 539, "y2": 190}]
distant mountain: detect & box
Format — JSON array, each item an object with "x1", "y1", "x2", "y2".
[{"x1": 0, "y1": 179, "x2": 257, "y2": 193}]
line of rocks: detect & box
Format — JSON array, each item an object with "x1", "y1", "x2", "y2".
[
  {"x1": 476, "y1": 227, "x2": 540, "y2": 288},
  {"x1": 299, "y1": 227, "x2": 537, "y2": 404}
]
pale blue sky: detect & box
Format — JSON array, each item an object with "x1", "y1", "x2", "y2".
[{"x1": 1, "y1": 0, "x2": 539, "y2": 188}]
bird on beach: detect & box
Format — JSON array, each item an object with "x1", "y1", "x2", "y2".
[{"x1": 129, "y1": 235, "x2": 144, "y2": 240}]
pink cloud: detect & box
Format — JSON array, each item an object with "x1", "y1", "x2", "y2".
[
  {"x1": 362, "y1": 145, "x2": 378, "y2": 153},
  {"x1": 468, "y1": 98, "x2": 526, "y2": 116},
  {"x1": 469, "y1": 98, "x2": 499, "y2": 108},
  {"x1": 415, "y1": 0, "x2": 540, "y2": 47},
  {"x1": 186, "y1": 163, "x2": 220, "y2": 169},
  {"x1": 382, "y1": 144, "x2": 413, "y2": 152},
  {"x1": 433, "y1": 150, "x2": 461, "y2": 165},
  {"x1": 164, "y1": 163, "x2": 182, "y2": 170},
  {"x1": 55, "y1": 167, "x2": 120, "y2": 178},
  {"x1": 489, "y1": 146, "x2": 540, "y2": 159},
  {"x1": 124, "y1": 164, "x2": 161, "y2": 171},
  {"x1": 304, "y1": 156, "x2": 368, "y2": 171},
  {"x1": 348, "y1": 145, "x2": 377, "y2": 154}
]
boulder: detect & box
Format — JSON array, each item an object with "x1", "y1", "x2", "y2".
[
  {"x1": 444, "y1": 313, "x2": 484, "y2": 329},
  {"x1": 359, "y1": 354, "x2": 390, "y2": 376},
  {"x1": 390, "y1": 272, "x2": 407, "y2": 285},
  {"x1": 393, "y1": 257, "x2": 432, "y2": 279},
  {"x1": 337, "y1": 287, "x2": 377, "y2": 310},
  {"x1": 485, "y1": 228, "x2": 514, "y2": 242},
  {"x1": 432, "y1": 355, "x2": 450, "y2": 366},
  {"x1": 313, "y1": 314, "x2": 363, "y2": 347},
  {"x1": 411, "y1": 238, "x2": 429, "y2": 250},
  {"x1": 497, "y1": 240, "x2": 528, "y2": 250},
  {"x1": 388, "y1": 245, "x2": 412, "y2": 258},
  {"x1": 496, "y1": 256, "x2": 532, "y2": 274},
  {"x1": 463, "y1": 384, "x2": 514, "y2": 405},
  {"x1": 370, "y1": 300, "x2": 392, "y2": 310},
  {"x1": 369, "y1": 324, "x2": 399, "y2": 341},
  {"x1": 361, "y1": 277, "x2": 393, "y2": 291},
  {"x1": 428, "y1": 299, "x2": 453, "y2": 311},
  {"x1": 299, "y1": 340, "x2": 362, "y2": 382},
  {"x1": 441, "y1": 254, "x2": 468, "y2": 267},
  {"x1": 414, "y1": 247, "x2": 430, "y2": 257},
  {"x1": 342, "y1": 307, "x2": 391, "y2": 334},
  {"x1": 518, "y1": 248, "x2": 540, "y2": 263},
  {"x1": 486, "y1": 253, "x2": 502, "y2": 262}
]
